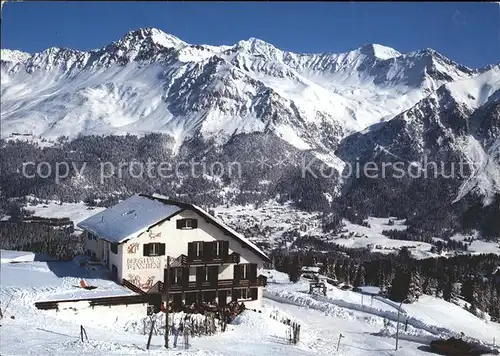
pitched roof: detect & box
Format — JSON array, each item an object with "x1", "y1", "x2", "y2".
[
  {"x1": 143, "y1": 194, "x2": 270, "y2": 262},
  {"x1": 77, "y1": 194, "x2": 182, "y2": 243},
  {"x1": 77, "y1": 194, "x2": 270, "y2": 262}
]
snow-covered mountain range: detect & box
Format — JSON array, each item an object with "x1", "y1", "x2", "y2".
[
  {"x1": 1, "y1": 28, "x2": 499, "y2": 232},
  {"x1": 1, "y1": 28, "x2": 490, "y2": 151}
]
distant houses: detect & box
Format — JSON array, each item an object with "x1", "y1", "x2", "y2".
[{"x1": 301, "y1": 266, "x2": 321, "y2": 279}]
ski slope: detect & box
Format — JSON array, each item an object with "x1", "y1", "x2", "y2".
[{"x1": 1, "y1": 259, "x2": 499, "y2": 355}]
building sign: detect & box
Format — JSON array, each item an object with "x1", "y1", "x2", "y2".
[{"x1": 126, "y1": 257, "x2": 161, "y2": 270}]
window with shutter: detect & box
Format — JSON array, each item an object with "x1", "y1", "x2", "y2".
[
  {"x1": 203, "y1": 242, "x2": 214, "y2": 261},
  {"x1": 222, "y1": 241, "x2": 229, "y2": 258},
  {"x1": 182, "y1": 267, "x2": 190, "y2": 286},
  {"x1": 194, "y1": 242, "x2": 203, "y2": 259},
  {"x1": 176, "y1": 219, "x2": 198, "y2": 229},
  {"x1": 159, "y1": 243, "x2": 166, "y2": 256},
  {"x1": 187, "y1": 242, "x2": 195, "y2": 260},
  {"x1": 169, "y1": 268, "x2": 176, "y2": 285},
  {"x1": 171, "y1": 267, "x2": 183, "y2": 284},
  {"x1": 233, "y1": 265, "x2": 241, "y2": 282},
  {"x1": 214, "y1": 241, "x2": 221, "y2": 258},
  {"x1": 208, "y1": 266, "x2": 219, "y2": 283},
  {"x1": 240, "y1": 264, "x2": 250, "y2": 280},
  {"x1": 143, "y1": 244, "x2": 150, "y2": 257},
  {"x1": 150, "y1": 243, "x2": 159, "y2": 256},
  {"x1": 196, "y1": 267, "x2": 204, "y2": 282},
  {"x1": 143, "y1": 243, "x2": 165, "y2": 257},
  {"x1": 249, "y1": 263, "x2": 257, "y2": 282},
  {"x1": 213, "y1": 241, "x2": 227, "y2": 259}
]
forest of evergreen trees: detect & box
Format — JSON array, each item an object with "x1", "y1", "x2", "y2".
[
  {"x1": 1, "y1": 135, "x2": 499, "y2": 238},
  {"x1": 272, "y1": 247, "x2": 500, "y2": 322}
]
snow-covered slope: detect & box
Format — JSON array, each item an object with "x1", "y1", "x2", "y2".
[
  {"x1": 1, "y1": 263, "x2": 499, "y2": 355},
  {"x1": 1, "y1": 28, "x2": 481, "y2": 152}
]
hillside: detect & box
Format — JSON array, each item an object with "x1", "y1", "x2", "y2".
[{"x1": 1, "y1": 258, "x2": 499, "y2": 356}]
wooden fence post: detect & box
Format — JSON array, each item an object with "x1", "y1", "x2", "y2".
[
  {"x1": 337, "y1": 333, "x2": 344, "y2": 351},
  {"x1": 80, "y1": 325, "x2": 88, "y2": 342},
  {"x1": 147, "y1": 319, "x2": 155, "y2": 350}
]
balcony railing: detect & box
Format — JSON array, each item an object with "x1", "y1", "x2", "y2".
[
  {"x1": 171, "y1": 252, "x2": 240, "y2": 267},
  {"x1": 163, "y1": 275, "x2": 267, "y2": 293}
]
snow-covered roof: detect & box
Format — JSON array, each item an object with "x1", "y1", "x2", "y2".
[
  {"x1": 302, "y1": 266, "x2": 320, "y2": 273},
  {"x1": 77, "y1": 194, "x2": 270, "y2": 262},
  {"x1": 77, "y1": 194, "x2": 182, "y2": 243}
]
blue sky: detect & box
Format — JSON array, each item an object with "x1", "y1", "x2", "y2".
[{"x1": 2, "y1": 2, "x2": 499, "y2": 68}]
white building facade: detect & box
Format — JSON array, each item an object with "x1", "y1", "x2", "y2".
[{"x1": 78, "y1": 194, "x2": 269, "y2": 309}]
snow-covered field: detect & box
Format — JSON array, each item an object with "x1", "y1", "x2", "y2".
[
  {"x1": 0, "y1": 249, "x2": 54, "y2": 263},
  {"x1": 1, "y1": 261, "x2": 499, "y2": 356},
  {"x1": 0, "y1": 254, "x2": 135, "y2": 302},
  {"x1": 24, "y1": 199, "x2": 106, "y2": 227}
]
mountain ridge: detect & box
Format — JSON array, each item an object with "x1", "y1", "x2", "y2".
[
  {"x1": 1, "y1": 28, "x2": 499, "y2": 234},
  {"x1": 1, "y1": 27, "x2": 490, "y2": 149}
]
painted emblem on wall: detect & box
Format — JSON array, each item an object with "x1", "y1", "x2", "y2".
[
  {"x1": 128, "y1": 274, "x2": 155, "y2": 291},
  {"x1": 127, "y1": 242, "x2": 139, "y2": 254},
  {"x1": 126, "y1": 257, "x2": 161, "y2": 270},
  {"x1": 149, "y1": 231, "x2": 161, "y2": 239}
]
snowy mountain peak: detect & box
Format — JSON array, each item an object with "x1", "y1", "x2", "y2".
[
  {"x1": 0, "y1": 49, "x2": 31, "y2": 63},
  {"x1": 235, "y1": 37, "x2": 280, "y2": 58},
  {"x1": 410, "y1": 48, "x2": 474, "y2": 74},
  {"x1": 117, "y1": 27, "x2": 186, "y2": 49},
  {"x1": 357, "y1": 43, "x2": 402, "y2": 60}
]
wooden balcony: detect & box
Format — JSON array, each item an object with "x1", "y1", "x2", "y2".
[
  {"x1": 163, "y1": 275, "x2": 267, "y2": 293},
  {"x1": 171, "y1": 252, "x2": 241, "y2": 267}
]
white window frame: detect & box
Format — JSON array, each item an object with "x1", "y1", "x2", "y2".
[
  {"x1": 178, "y1": 218, "x2": 197, "y2": 229},
  {"x1": 149, "y1": 243, "x2": 159, "y2": 256},
  {"x1": 241, "y1": 264, "x2": 249, "y2": 280},
  {"x1": 195, "y1": 242, "x2": 203, "y2": 258},
  {"x1": 173, "y1": 268, "x2": 181, "y2": 284}
]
